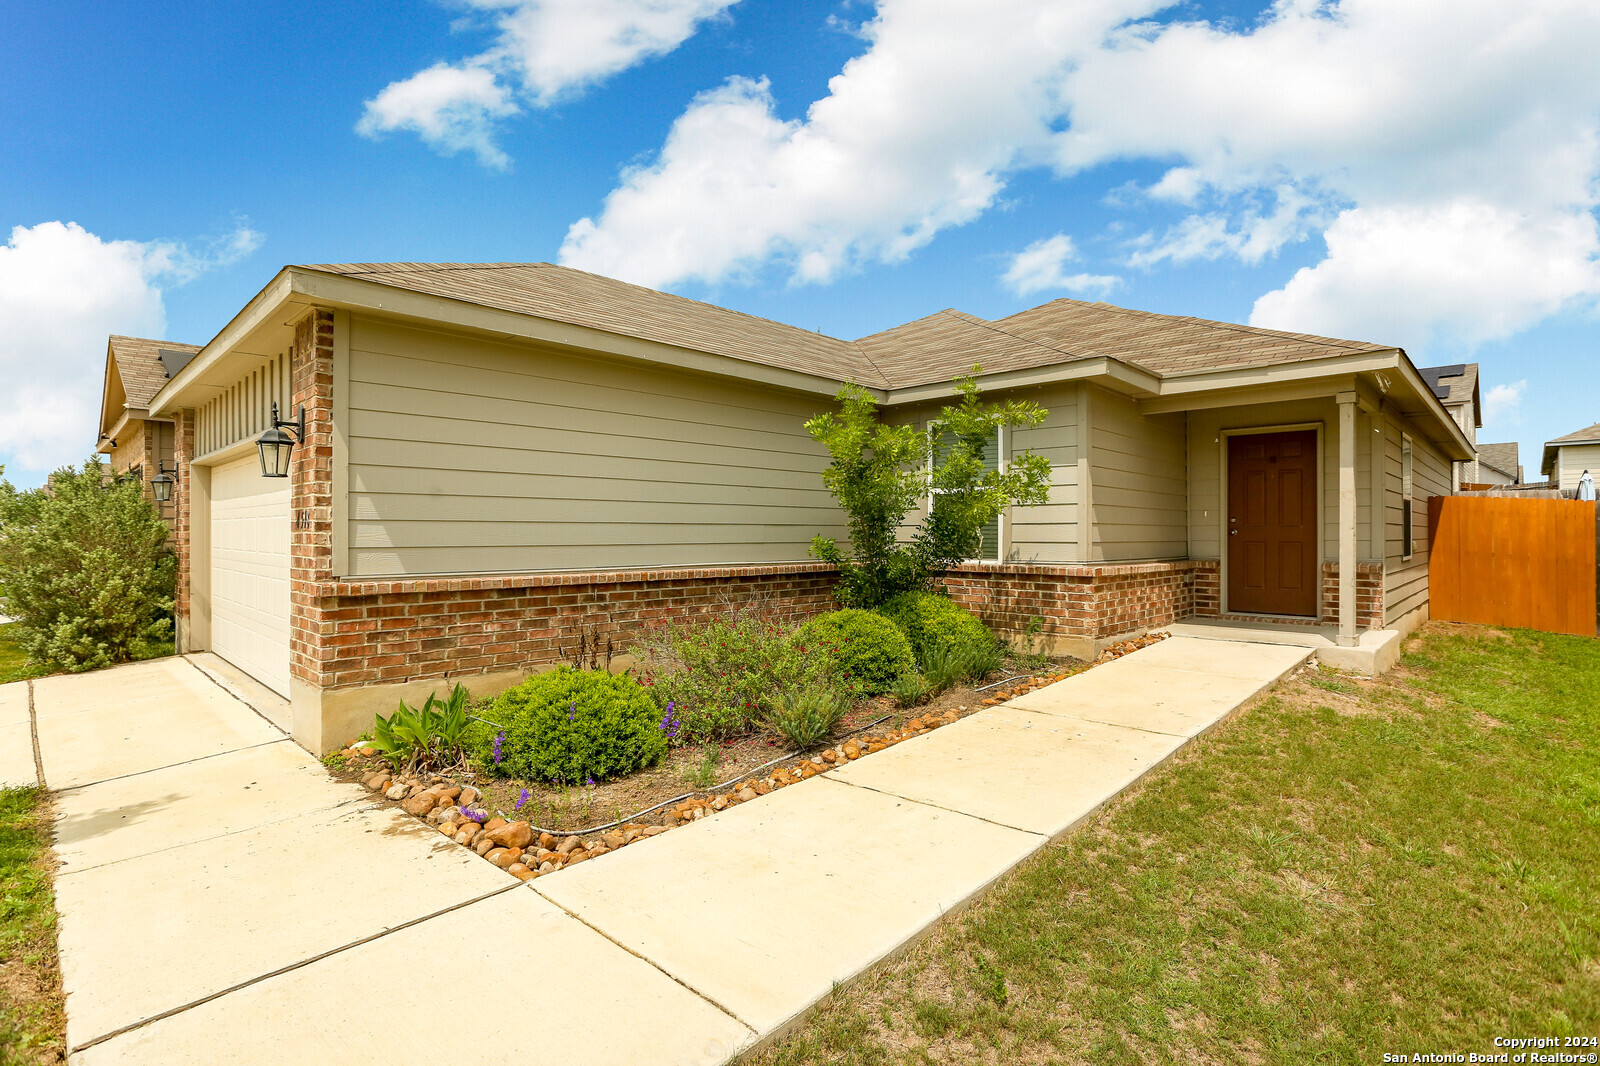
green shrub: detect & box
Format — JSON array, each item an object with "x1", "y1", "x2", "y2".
[
  {"x1": 0, "y1": 460, "x2": 174, "y2": 672},
  {"x1": 371, "y1": 683, "x2": 472, "y2": 774},
  {"x1": 476, "y1": 667, "x2": 667, "y2": 783},
  {"x1": 891, "y1": 670, "x2": 930, "y2": 708},
  {"x1": 922, "y1": 636, "x2": 1005, "y2": 693},
  {"x1": 631, "y1": 614, "x2": 834, "y2": 741},
  {"x1": 765, "y1": 686, "x2": 851, "y2": 749},
  {"x1": 877, "y1": 591, "x2": 992, "y2": 666},
  {"x1": 793, "y1": 609, "x2": 916, "y2": 696}
]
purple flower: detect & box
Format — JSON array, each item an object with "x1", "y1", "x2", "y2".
[
  {"x1": 513, "y1": 788, "x2": 530, "y2": 811},
  {"x1": 492, "y1": 730, "x2": 505, "y2": 766},
  {"x1": 585, "y1": 775, "x2": 595, "y2": 787},
  {"x1": 657, "y1": 700, "x2": 681, "y2": 740},
  {"x1": 461, "y1": 809, "x2": 485, "y2": 824},
  {"x1": 568, "y1": 701, "x2": 576, "y2": 722}
]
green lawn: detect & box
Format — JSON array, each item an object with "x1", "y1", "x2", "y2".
[
  {"x1": 0, "y1": 621, "x2": 174, "y2": 686},
  {"x1": 754, "y1": 624, "x2": 1600, "y2": 1064},
  {"x1": 0, "y1": 787, "x2": 62, "y2": 1065},
  {"x1": 0, "y1": 625, "x2": 47, "y2": 687}
]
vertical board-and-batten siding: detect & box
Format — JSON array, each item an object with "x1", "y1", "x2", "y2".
[
  {"x1": 343, "y1": 315, "x2": 849, "y2": 577},
  {"x1": 884, "y1": 382, "x2": 1082, "y2": 564},
  {"x1": 194, "y1": 352, "x2": 292, "y2": 460},
  {"x1": 1384, "y1": 409, "x2": 1451, "y2": 624},
  {"x1": 1087, "y1": 386, "x2": 1187, "y2": 561}
]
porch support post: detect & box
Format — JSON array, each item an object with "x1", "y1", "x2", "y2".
[{"x1": 1337, "y1": 392, "x2": 1359, "y2": 647}]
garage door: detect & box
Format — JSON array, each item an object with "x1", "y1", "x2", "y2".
[{"x1": 210, "y1": 454, "x2": 291, "y2": 697}]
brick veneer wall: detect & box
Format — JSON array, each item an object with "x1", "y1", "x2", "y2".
[
  {"x1": 289, "y1": 310, "x2": 336, "y2": 686},
  {"x1": 302, "y1": 564, "x2": 838, "y2": 691},
  {"x1": 943, "y1": 561, "x2": 1204, "y2": 646},
  {"x1": 1322, "y1": 561, "x2": 1385, "y2": 630},
  {"x1": 1190, "y1": 558, "x2": 1383, "y2": 629},
  {"x1": 173, "y1": 408, "x2": 195, "y2": 642}
]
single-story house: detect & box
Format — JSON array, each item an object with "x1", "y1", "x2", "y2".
[
  {"x1": 1542, "y1": 423, "x2": 1600, "y2": 493},
  {"x1": 96, "y1": 335, "x2": 201, "y2": 526},
  {"x1": 131, "y1": 262, "x2": 1472, "y2": 752}
]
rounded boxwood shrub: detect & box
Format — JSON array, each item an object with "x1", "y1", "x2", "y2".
[
  {"x1": 876, "y1": 591, "x2": 993, "y2": 666},
  {"x1": 793, "y1": 609, "x2": 916, "y2": 696},
  {"x1": 475, "y1": 666, "x2": 668, "y2": 783}
]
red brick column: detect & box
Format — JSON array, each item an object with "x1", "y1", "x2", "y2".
[
  {"x1": 1322, "y1": 562, "x2": 1384, "y2": 630},
  {"x1": 289, "y1": 309, "x2": 335, "y2": 688},
  {"x1": 172, "y1": 408, "x2": 195, "y2": 649},
  {"x1": 1193, "y1": 560, "x2": 1221, "y2": 616}
]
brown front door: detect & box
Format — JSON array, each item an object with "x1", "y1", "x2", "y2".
[{"x1": 1227, "y1": 430, "x2": 1319, "y2": 616}]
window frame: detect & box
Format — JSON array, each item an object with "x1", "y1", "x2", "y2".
[{"x1": 927, "y1": 420, "x2": 1006, "y2": 564}]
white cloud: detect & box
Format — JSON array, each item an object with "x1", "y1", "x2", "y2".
[
  {"x1": 561, "y1": 0, "x2": 1600, "y2": 354},
  {"x1": 0, "y1": 220, "x2": 259, "y2": 487},
  {"x1": 1249, "y1": 199, "x2": 1600, "y2": 349},
  {"x1": 1483, "y1": 380, "x2": 1528, "y2": 428},
  {"x1": 1057, "y1": 0, "x2": 1600, "y2": 337},
  {"x1": 562, "y1": 0, "x2": 1160, "y2": 287},
  {"x1": 358, "y1": 0, "x2": 738, "y2": 167},
  {"x1": 356, "y1": 64, "x2": 519, "y2": 168},
  {"x1": 1002, "y1": 234, "x2": 1119, "y2": 297}
]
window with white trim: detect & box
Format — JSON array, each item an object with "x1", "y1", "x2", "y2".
[
  {"x1": 1401, "y1": 433, "x2": 1415, "y2": 560},
  {"x1": 929, "y1": 423, "x2": 1004, "y2": 562}
]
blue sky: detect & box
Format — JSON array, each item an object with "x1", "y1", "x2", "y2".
[{"x1": 2, "y1": 0, "x2": 1597, "y2": 487}]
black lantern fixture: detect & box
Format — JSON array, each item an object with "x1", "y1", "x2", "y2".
[
  {"x1": 150, "y1": 460, "x2": 178, "y2": 503},
  {"x1": 257, "y1": 401, "x2": 305, "y2": 478}
]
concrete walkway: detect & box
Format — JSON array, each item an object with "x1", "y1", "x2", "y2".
[{"x1": 26, "y1": 637, "x2": 1310, "y2": 1064}]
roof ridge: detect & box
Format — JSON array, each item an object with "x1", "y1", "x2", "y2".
[
  {"x1": 946, "y1": 308, "x2": 1092, "y2": 366},
  {"x1": 1021, "y1": 296, "x2": 1387, "y2": 354}
]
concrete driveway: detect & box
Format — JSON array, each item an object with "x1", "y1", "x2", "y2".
[{"x1": 25, "y1": 637, "x2": 1310, "y2": 1064}]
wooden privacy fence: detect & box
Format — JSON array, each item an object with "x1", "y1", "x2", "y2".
[{"x1": 1428, "y1": 496, "x2": 1598, "y2": 637}]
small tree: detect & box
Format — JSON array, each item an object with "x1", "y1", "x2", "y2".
[
  {"x1": 0, "y1": 459, "x2": 175, "y2": 671},
  {"x1": 806, "y1": 371, "x2": 1050, "y2": 607}
]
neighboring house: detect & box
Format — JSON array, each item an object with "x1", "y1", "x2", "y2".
[
  {"x1": 1541, "y1": 423, "x2": 1600, "y2": 493},
  {"x1": 1465, "y1": 442, "x2": 1523, "y2": 487},
  {"x1": 97, "y1": 334, "x2": 202, "y2": 525},
  {"x1": 131, "y1": 262, "x2": 1471, "y2": 752},
  {"x1": 1418, "y1": 363, "x2": 1485, "y2": 490}
]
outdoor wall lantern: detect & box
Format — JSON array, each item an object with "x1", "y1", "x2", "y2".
[
  {"x1": 257, "y1": 401, "x2": 305, "y2": 478},
  {"x1": 150, "y1": 460, "x2": 178, "y2": 502}
]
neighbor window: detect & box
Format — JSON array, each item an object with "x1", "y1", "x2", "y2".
[
  {"x1": 929, "y1": 423, "x2": 1003, "y2": 562},
  {"x1": 1401, "y1": 434, "x2": 1415, "y2": 560}
]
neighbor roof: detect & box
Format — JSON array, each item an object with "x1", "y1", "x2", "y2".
[
  {"x1": 1418, "y1": 363, "x2": 1480, "y2": 427},
  {"x1": 299, "y1": 262, "x2": 1401, "y2": 391},
  {"x1": 108, "y1": 335, "x2": 201, "y2": 408},
  {"x1": 1546, "y1": 421, "x2": 1600, "y2": 446},
  {"x1": 1476, "y1": 442, "x2": 1521, "y2": 482}
]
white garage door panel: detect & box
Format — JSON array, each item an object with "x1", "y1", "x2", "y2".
[{"x1": 210, "y1": 456, "x2": 291, "y2": 697}]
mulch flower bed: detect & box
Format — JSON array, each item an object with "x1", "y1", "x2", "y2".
[{"x1": 331, "y1": 631, "x2": 1170, "y2": 884}]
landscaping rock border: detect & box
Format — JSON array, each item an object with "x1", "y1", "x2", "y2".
[{"x1": 338, "y1": 631, "x2": 1171, "y2": 883}]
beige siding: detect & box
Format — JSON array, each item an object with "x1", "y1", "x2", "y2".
[
  {"x1": 882, "y1": 382, "x2": 1081, "y2": 563},
  {"x1": 1554, "y1": 443, "x2": 1600, "y2": 492},
  {"x1": 1384, "y1": 410, "x2": 1451, "y2": 625},
  {"x1": 1188, "y1": 397, "x2": 1380, "y2": 565},
  {"x1": 344, "y1": 316, "x2": 847, "y2": 577},
  {"x1": 1088, "y1": 386, "x2": 1186, "y2": 561}
]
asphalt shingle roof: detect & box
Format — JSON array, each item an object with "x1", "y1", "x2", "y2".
[
  {"x1": 1547, "y1": 422, "x2": 1600, "y2": 446},
  {"x1": 1475, "y1": 442, "x2": 1521, "y2": 481},
  {"x1": 108, "y1": 335, "x2": 201, "y2": 408},
  {"x1": 299, "y1": 262, "x2": 1402, "y2": 390}
]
